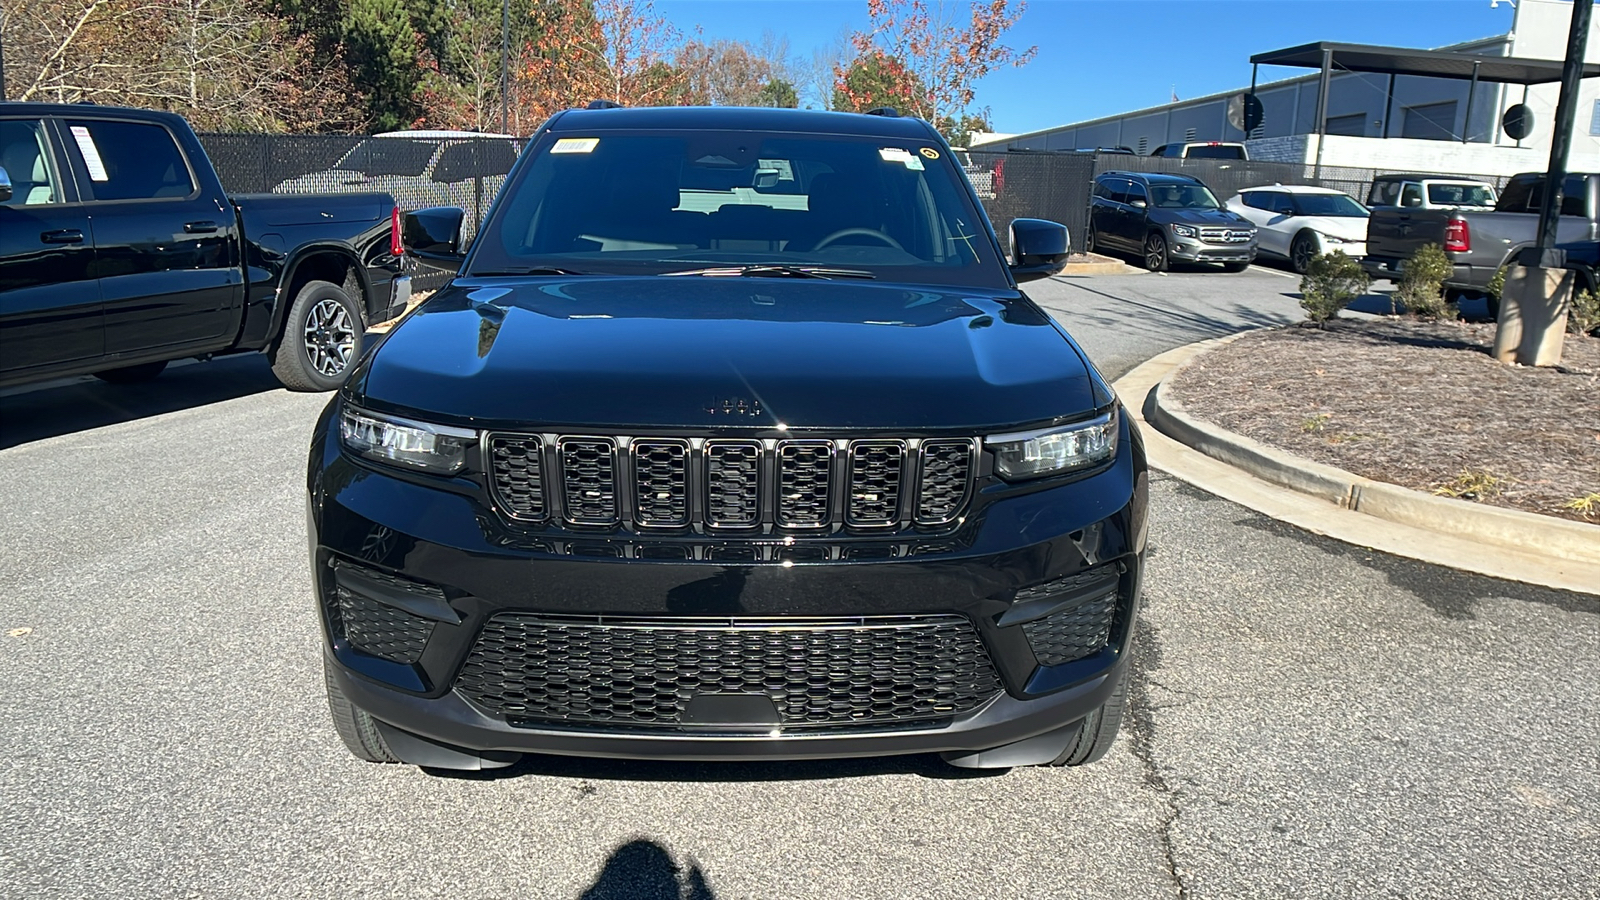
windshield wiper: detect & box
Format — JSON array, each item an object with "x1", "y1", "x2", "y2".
[
  {"x1": 660, "y1": 264, "x2": 876, "y2": 280},
  {"x1": 470, "y1": 266, "x2": 590, "y2": 276}
]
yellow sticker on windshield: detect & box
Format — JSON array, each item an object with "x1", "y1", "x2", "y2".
[
  {"x1": 552, "y1": 137, "x2": 599, "y2": 154},
  {"x1": 919, "y1": 147, "x2": 940, "y2": 159}
]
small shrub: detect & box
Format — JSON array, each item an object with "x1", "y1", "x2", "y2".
[
  {"x1": 1569, "y1": 288, "x2": 1600, "y2": 336},
  {"x1": 1298, "y1": 250, "x2": 1370, "y2": 324},
  {"x1": 1395, "y1": 243, "x2": 1456, "y2": 320},
  {"x1": 1486, "y1": 265, "x2": 1507, "y2": 304}
]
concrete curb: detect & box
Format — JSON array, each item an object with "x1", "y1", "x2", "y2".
[
  {"x1": 1114, "y1": 334, "x2": 1600, "y2": 595},
  {"x1": 1060, "y1": 260, "x2": 1141, "y2": 276}
]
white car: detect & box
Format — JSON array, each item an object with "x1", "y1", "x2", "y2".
[
  {"x1": 1226, "y1": 185, "x2": 1370, "y2": 274},
  {"x1": 272, "y1": 130, "x2": 520, "y2": 218}
]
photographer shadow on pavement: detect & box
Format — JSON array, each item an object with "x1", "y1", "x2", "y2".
[{"x1": 578, "y1": 839, "x2": 716, "y2": 900}]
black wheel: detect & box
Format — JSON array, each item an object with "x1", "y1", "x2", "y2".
[
  {"x1": 1221, "y1": 261, "x2": 1250, "y2": 273},
  {"x1": 1084, "y1": 225, "x2": 1098, "y2": 255},
  {"x1": 271, "y1": 279, "x2": 362, "y2": 392},
  {"x1": 1043, "y1": 665, "x2": 1130, "y2": 767},
  {"x1": 1290, "y1": 232, "x2": 1317, "y2": 275},
  {"x1": 1143, "y1": 232, "x2": 1169, "y2": 272},
  {"x1": 324, "y1": 656, "x2": 399, "y2": 763},
  {"x1": 93, "y1": 360, "x2": 168, "y2": 384}
]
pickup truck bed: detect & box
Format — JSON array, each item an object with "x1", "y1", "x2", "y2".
[{"x1": 0, "y1": 103, "x2": 410, "y2": 392}]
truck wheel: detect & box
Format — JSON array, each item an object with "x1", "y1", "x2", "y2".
[
  {"x1": 1290, "y1": 232, "x2": 1317, "y2": 274},
  {"x1": 1143, "y1": 232, "x2": 1169, "y2": 272},
  {"x1": 324, "y1": 656, "x2": 399, "y2": 763},
  {"x1": 1043, "y1": 665, "x2": 1129, "y2": 767},
  {"x1": 93, "y1": 361, "x2": 168, "y2": 384},
  {"x1": 271, "y1": 280, "x2": 362, "y2": 392},
  {"x1": 1084, "y1": 226, "x2": 1098, "y2": 255}
]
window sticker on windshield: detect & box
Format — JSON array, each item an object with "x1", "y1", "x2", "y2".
[
  {"x1": 69, "y1": 126, "x2": 109, "y2": 181},
  {"x1": 879, "y1": 147, "x2": 924, "y2": 170},
  {"x1": 757, "y1": 158, "x2": 794, "y2": 180},
  {"x1": 552, "y1": 137, "x2": 599, "y2": 154},
  {"x1": 919, "y1": 147, "x2": 940, "y2": 159}
]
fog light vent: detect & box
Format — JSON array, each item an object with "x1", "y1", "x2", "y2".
[{"x1": 1021, "y1": 593, "x2": 1116, "y2": 666}]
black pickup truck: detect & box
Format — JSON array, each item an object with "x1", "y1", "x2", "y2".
[{"x1": 0, "y1": 103, "x2": 410, "y2": 391}]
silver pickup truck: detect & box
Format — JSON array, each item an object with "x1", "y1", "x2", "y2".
[{"x1": 1362, "y1": 172, "x2": 1600, "y2": 311}]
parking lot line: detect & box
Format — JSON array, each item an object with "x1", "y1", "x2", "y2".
[{"x1": 1249, "y1": 265, "x2": 1298, "y2": 279}]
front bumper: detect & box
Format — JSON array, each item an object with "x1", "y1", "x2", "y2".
[
  {"x1": 1170, "y1": 237, "x2": 1257, "y2": 263},
  {"x1": 307, "y1": 406, "x2": 1149, "y2": 766}
]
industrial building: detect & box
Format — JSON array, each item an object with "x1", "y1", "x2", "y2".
[{"x1": 974, "y1": 0, "x2": 1600, "y2": 177}]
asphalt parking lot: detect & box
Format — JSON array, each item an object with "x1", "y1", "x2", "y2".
[{"x1": 2, "y1": 268, "x2": 1595, "y2": 899}]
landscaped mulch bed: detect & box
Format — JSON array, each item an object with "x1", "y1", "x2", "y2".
[{"x1": 1166, "y1": 318, "x2": 1600, "y2": 524}]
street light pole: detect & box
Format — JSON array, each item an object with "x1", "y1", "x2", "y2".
[
  {"x1": 500, "y1": 0, "x2": 510, "y2": 134},
  {"x1": 1529, "y1": 0, "x2": 1592, "y2": 265}
]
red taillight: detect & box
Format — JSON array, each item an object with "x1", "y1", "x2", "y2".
[
  {"x1": 389, "y1": 205, "x2": 404, "y2": 257},
  {"x1": 1444, "y1": 217, "x2": 1470, "y2": 253}
]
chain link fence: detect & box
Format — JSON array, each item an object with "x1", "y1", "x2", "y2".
[{"x1": 200, "y1": 132, "x2": 1514, "y2": 267}]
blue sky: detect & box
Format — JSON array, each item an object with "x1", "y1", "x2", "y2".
[{"x1": 655, "y1": 0, "x2": 1524, "y2": 133}]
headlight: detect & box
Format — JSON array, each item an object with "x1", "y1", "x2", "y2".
[
  {"x1": 1170, "y1": 224, "x2": 1197, "y2": 238},
  {"x1": 340, "y1": 405, "x2": 476, "y2": 475},
  {"x1": 1319, "y1": 233, "x2": 1352, "y2": 244},
  {"x1": 988, "y1": 409, "x2": 1119, "y2": 480}
]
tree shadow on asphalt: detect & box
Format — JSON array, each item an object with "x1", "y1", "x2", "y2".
[
  {"x1": 576, "y1": 839, "x2": 716, "y2": 900},
  {"x1": 422, "y1": 750, "x2": 1008, "y2": 784},
  {"x1": 0, "y1": 354, "x2": 283, "y2": 449}
]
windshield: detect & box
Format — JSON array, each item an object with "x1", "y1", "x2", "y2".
[
  {"x1": 1294, "y1": 193, "x2": 1369, "y2": 217},
  {"x1": 335, "y1": 139, "x2": 438, "y2": 177},
  {"x1": 1148, "y1": 184, "x2": 1222, "y2": 209},
  {"x1": 1427, "y1": 183, "x2": 1496, "y2": 207},
  {"x1": 469, "y1": 131, "x2": 1003, "y2": 287},
  {"x1": 1183, "y1": 144, "x2": 1245, "y2": 160}
]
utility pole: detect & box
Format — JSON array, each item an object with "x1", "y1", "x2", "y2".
[
  {"x1": 501, "y1": 0, "x2": 511, "y2": 134},
  {"x1": 1, "y1": 28, "x2": 8, "y2": 101},
  {"x1": 1494, "y1": 0, "x2": 1593, "y2": 366}
]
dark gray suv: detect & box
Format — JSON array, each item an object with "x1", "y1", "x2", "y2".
[{"x1": 1086, "y1": 172, "x2": 1258, "y2": 272}]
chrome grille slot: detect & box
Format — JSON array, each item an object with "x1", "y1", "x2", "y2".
[
  {"x1": 705, "y1": 440, "x2": 761, "y2": 527},
  {"x1": 559, "y1": 438, "x2": 618, "y2": 525},
  {"x1": 777, "y1": 440, "x2": 834, "y2": 528},
  {"x1": 632, "y1": 440, "x2": 689, "y2": 527},
  {"x1": 487, "y1": 434, "x2": 545, "y2": 520},
  {"x1": 847, "y1": 440, "x2": 905, "y2": 526},
  {"x1": 917, "y1": 439, "x2": 974, "y2": 525}
]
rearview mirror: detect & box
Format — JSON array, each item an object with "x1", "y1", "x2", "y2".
[
  {"x1": 0, "y1": 166, "x2": 11, "y2": 204},
  {"x1": 1009, "y1": 218, "x2": 1070, "y2": 283},
  {"x1": 403, "y1": 206, "x2": 467, "y2": 262}
]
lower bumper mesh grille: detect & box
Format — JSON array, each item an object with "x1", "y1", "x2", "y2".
[
  {"x1": 1021, "y1": 593, "x2": 1116, "y2": 666},
  {"x1": 332, "y1": 588, "x2": 434, "y2": 664},
  {"x1": 454, "y1": 615, "x2": 1002, "y2": 729}
]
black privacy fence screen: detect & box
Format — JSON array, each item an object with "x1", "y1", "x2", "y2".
[{"x1": 201, "y1": 133, "x2": 1512, "y2": 267}]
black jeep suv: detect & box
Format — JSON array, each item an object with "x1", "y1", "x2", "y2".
[
  {"x1": 1086, "y1": 171, "x2": 1257, "y2": 272},
  {"x1": 308, "y1": 106, "x2": 1149, "y2": 772}
]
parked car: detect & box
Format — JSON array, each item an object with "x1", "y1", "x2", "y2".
[
  {"x1": 1366, "y1": 174, "x2": 1497, "y2": 210},
  {"x1": 952, "y1": 147, "x2": 998, "y2": 198},
  {"x1": 1227, "y1": 185, "x2": 1370, "y2": 274},
  {"x1": 0, "y1": 103, "x2": 409, "y2": 391},
  {"x1": 272, "y1": 129, "x2": 520, "y2": 216},
  {"x1": 310, "y1": 105, "x2": 1148, "y2": 773},
  {"x1": 1363, "y1": 171, "x2": 1599, "y2": 315},
  {"x1": 1086, "y1": 171, "x2": 1258, "y2": 271},
  {"x1": 1149, "y1": 141, "x2": 1249, "y2": 160}
]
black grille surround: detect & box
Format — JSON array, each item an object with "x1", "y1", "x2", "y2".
[
  {"x1": 453, "y1": 614, "x2": 1003, "y2": 731},
  {"x1": 482, "y1": 432, "x2": 979, "y2": 536}
]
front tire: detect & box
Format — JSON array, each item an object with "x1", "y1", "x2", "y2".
[
  {"x1": 1290, "y1": 232, "x2": 1318, "y2": 275},
  {"x1": 1143, "y1": 232, "x2": 1169, "y2": 272},
  {"x1": 93, "y1": 360, "x2": 168, "y2": 384},
  {"x1": 271, "y1": 279, "x2": 362, "y2": 392},
  {"x1": 1084, "y1": 225, "x2": 1098, "y2": 256},
  {"x1": 324, "y1": 656, "x2": 399, "y2": 763},
  {"x1": 1043, "y1": 665, "x2": 1130, "y2": 767}
]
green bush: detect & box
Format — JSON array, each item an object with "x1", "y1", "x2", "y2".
[
  {"x1": 1570, "y1": 288, "x2": 1600, "y2": 336},
  {"x1": 1395, "y1": 243, "x2": 1456, "y2": 320},
  {"x1": 1486, "y1": 265, "x2": 1507, "y2": 303},
  {"x1": 1298, "y1": 250, "x2": 1370, "y2": 324}
]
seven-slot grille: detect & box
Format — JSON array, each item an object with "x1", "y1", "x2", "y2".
[
  {"x1": 453, "y1": 614, "x2": 1002, "y2": 729},
  {"x1": 485, "y1": 434, "x2": 977, "y2": 533}
]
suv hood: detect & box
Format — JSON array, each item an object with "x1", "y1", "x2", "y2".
[
  {"x1": 1156, "y1": 208, "x2": 1251, "y2": 227},
  {"x1": 350, "y1": 277, "x2": 1101, "y2": 431}
]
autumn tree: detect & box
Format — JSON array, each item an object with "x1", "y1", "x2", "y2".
[
  {"x1": 756, "y1": 78, "x2": 799, "y2": 108},
  {"x1": 415, "y1": 0, "x2": 542, "y2": 132},
  {"x1": 838, "y1": 0, "x2": 1035, "y2": 136}
]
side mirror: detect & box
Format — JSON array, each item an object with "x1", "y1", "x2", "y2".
[
  {"x1": 1129, "y1": 199, "x2": 1147, "y2": 209},
  {"x1": 1009, "y1": 218, "x2": 1070, "y2": 283},
  {"x1": 0, "y1": 166, "x2": 11, "y2": 204},
  {"x1": 403, "y1": 206, "x2": 467, "y2": 262}
]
